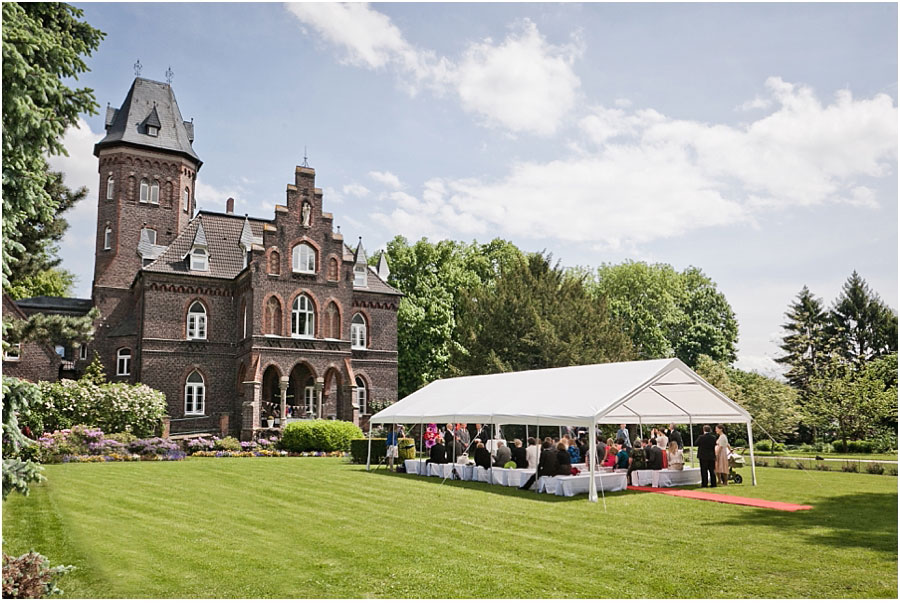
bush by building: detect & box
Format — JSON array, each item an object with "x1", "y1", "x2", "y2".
[{"x1": 280, "y1": 420, "x2": 363, "y2": 453}]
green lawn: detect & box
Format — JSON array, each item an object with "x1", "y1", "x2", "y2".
[{"x1": 3, "y1": 458, "x2": 897, "y2": 598}]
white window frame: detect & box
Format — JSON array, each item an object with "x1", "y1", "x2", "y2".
[
  {"x1": 139, "y1": 179, "x2": 149, "y2": 203},
  {"x1": 183, "y1": 187, "x2": 190, "y2": 212},
  {"x1": 141, "y1": 227, "x2": 157, "y2": 245},
  {"x1": 292, "y1": 243, "x2": 316, "y2": 274},
  {"x1": 351, "y1": 313, "x2": 367, "y2": 349},
  {"x1": 304, "y1": 384, "x2": 316, "y2": 416},
  {"x1": 117, "y1": 348, "x2": 131, "y2": 376},
  {"x1": 104, "y1": 226, "x2": 112, "y2": 250},
  {"x1": 79, "y1": 344, "x2": 88, "y2": 360},
  {"x1": 147, "y1": 125, "x2": 159, "y2": 137},
  {"x1": 190, "y1": 248, "x2": 208, "y2": 271},
  {"x1": 355, "y1": 377, "x2": 367, "y2": 415},
  {"x1": 187, "y1": 301, "x2": 207, "y2": 340},
  {"x1": 291, "y1": 295, "x2": 314, "y2": 338},
  {"x1": 4, "y1": 343, "x2": 21, "y2": 362},
  {"x1": 106, "y1": 175, "x2": 115, "y2": 200},
  {"x1": 242, "y1": 304, "x2": 248, "y2": 339},
  {"x1": 354, "y1": 264, "x2": 368, "y2": 287},
  {"x1": 184, "y1": 371, "x2": 205, "y2": 415},
  {"x1": 150, "y1": 180, "x2": 159, "y2": 204}
]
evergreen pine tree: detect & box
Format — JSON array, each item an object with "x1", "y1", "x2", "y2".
[
  {"x1": 777, "y1": 286, "x2": 829, "y2": 397},
  {"x1": 828, "y1": 271, "x2": 898, "y2": 368}
]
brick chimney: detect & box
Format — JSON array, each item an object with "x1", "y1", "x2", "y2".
[{"x1": 226, "y1": 197, "x2": 234, "y2": 214}]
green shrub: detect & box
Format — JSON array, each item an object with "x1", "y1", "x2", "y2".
[
  {"x1": 280, "y1": 420, "x2": 363, "y2": 453},
  {"x1": 215, "y1": 436, "x2": 241, "y2": 452},
  {"x1": 349, "y1": 438, "x2": 387, "y2": 464},
  {"x1": 398, "y1": 437, "x2": 416, "y2": 460},
  {"x1": 774, "y1": 459, "x2": 791, "y2": 469},
  {"x1": 773, "y1": 442, "x2": 785, "y2": 452},
  {"x1": 865, "y1": 462, "x2": 885, "y2": 475},
  {"x1": 1, "y1": 550, "x2": 73, "y2": 598},
  {"x1": 35, "y1": 379, "x2": 166, "y2": 437},
  {"x1": 887, "y1": 466, "x2": 898, "y2": 476},
  {"x1": 754, "y1": 440, "x2": 771, "y2": 452},
  {"x1": 732, "y1": 438, "x2": 747, "y2": 448},
  {"x1": 833, "y1": 440, "x2": 876, "y2": 454}
]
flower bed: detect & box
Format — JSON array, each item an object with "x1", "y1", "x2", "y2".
[
  {"x1": 190, "y1": 450, "x2": 347, "y2": 458},
  {"x1": 38, "y1": 425, "x2": 185, "y2": 463}
]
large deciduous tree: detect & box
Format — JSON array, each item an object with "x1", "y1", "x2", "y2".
[{"x1": 453, "y1": 253, "x2": 633, "y2": 375}]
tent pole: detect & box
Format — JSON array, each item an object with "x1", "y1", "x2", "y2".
[
  {"x1": 689, "y1": 419, "x2": 695, "y2": 467},
  {"x1": 747, "y1": 421, "x2": 757, "y2": 486},
  {"x1": 419, "y1": 423, "x2": 423, "y2": 460},
  {"x1": 639, "y1": 422, "x2": 643, "y2": 440},
  {"x1": 366, "y1": 423, "x2": 373, "y2": 471},
  {"x1": 589, "y1": 421, "x2": 597, "y2": 502}
]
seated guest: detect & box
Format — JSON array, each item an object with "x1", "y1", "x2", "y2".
[
  {"x1": 510, "y1": 439, "x2": 527, "y2": 468},
  {"x1": 667, "y1": 441, "x2": 684, "y2": 470},
  {"x1": 474, "y1": 441, "x2": 492, "y2": 470},
  {"x1": 602, "y1": 438, "x2": 617, "y2": 468},
  {"x1": 567, "y1": 439, "x2": 582, "y2": 465},
  {"x1": 615, "y1": 438, "x2": 630, "y2": 469},
  {"x1": 537, "y1": 438, "x2": 559, "y2": 477},
  {"x1": 427, "y1": 436, "x2": 447, "y2": 465},
  {"x1": 646, "y1": 437, "x2": 664, "y2": 470},
  {"x1": 577, "y1": 436, "x2": 589, "y2": 464},
  {"x1": 494, "y1": 440, "x2": 512, "y2": 467},
  {"x1": 627, "y1": 439, "x2": 647, "y2": 483},
  {"x1": 526, "y1": 437, "x2": 540, "y2": 470},
  {"x1": 556, "y1": 442, "x2": 572, "y2": 476}
]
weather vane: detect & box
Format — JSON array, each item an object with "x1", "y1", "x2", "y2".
[
  {"x1": 134, "y1": 59, "x2": 142, "y2": 77},
  {"x1": 302, "y1": 146, "x2": 310, "y2": 168},
  {"x1": 165, "y1": 66, "x2": 174, "y2": 85}
]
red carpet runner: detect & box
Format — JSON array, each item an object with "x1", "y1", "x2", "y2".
[{"x1": 627, "y1": 486, "x2": 813, "y2": 511}]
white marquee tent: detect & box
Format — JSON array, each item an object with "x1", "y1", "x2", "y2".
[{"x1": 368, "y1": 358, "x2": 757, "y2": 501}]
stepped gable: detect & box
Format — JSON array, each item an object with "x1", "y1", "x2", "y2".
[
  {"x1": 95, "y1": 77, "x2": 201, "y2": 164},
  {"x1": 143, "y1": 211, "x2": 266, "y2": 279}
]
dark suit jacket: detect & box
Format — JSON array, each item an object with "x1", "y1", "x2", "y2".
[
  {"x1": 428, "y1": 443, "x2": 447, "y2": 464},
  {"x1": 646, "y1": 445, "x2": 664, "y2": 470},
  {"x1": 556, "y1": 449, "x2": 572, "y2": 475},
  {"x1": 474, "y1": 447, "x2": 492, "y2": 469},
  {"x1": 511, "y1": 445, "x2": 527, "y2": 468},
  {"x1": 537, "y1": 448, "x2": 559, "y2": 477},
  {"x1": 697, "y1": 433, "x2": 717, "y2": 461},
  {"x1": 667, "y1": 428, "x2": 684, "y2": 449}
]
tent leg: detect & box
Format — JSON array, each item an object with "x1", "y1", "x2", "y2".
[
  {"x1": 419, "y1": 423, "x2": 423, "y2": 459},
  {"x1": 639, "y1": 422, "x2": 643, "y2": 440},
  {"x1": 689, "y1": 419, "x2": 695, "y2": 467},
  {"x1": 747, "y1": 421, "x2": 757, "y2": 486},
  {"x1": 366, "y1": 425, "x2": 373, "y2": 471},
  {"x1": 589, "y1": 421, "x2": 597, "y2": 502}
]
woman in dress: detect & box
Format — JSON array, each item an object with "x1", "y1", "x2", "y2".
[
  {"x1": 655, "y1": 428, "x2": 668, "y2": 451},
  {"x1": 714, "y1": 424, "x2": 730, "y2": 485},
  {"x1": 602, "y1": 438, "x2": 617, "y2": 468},
  {"x1": 666, "y1": 440, "x2": 684, "y2": 470}
]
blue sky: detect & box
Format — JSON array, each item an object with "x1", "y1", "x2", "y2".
[{"x1": 53, "y1": 2, "x2": 897, "y2": 377}]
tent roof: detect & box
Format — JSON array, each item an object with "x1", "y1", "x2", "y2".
[{"x1": 369, "y1": 358, "x2": 751, "y2": 426}]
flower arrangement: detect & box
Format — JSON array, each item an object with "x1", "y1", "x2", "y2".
[{"x1": 424, "y1": 423, "x2": 438, "y2": 449}]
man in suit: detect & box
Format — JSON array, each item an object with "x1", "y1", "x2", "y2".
[
  {"x1": 616, "y1": 424, "x2": 632, "y2": 451},
  {"x1": 696, "y1": 425, "x2": 718, "y2": 487},
  {"x1": 520, "y1": 438, "x2": 558, "y2": 490},
  {"x1": 427, "y1": 436, "x2": 447, "y2": 465},
  {"x1": 494, "y1": 440, "x2": 512, "y2": 467},
  {"x1": 646, "y1": 437, "x2": 664, "y2": 470},
  {"x1": 666, "y1": 423, "x2": 684, "y2": 449},
  {"x1": 443, "y1": 423, "x2": 456, "y2": 462},
  {"x1": 454, "y1": 424, "x2": 470, "y2": 460}
]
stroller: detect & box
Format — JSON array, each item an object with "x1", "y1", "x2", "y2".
[{"x1": 727, "y1": 448, "x2": 745, "y2": 484}]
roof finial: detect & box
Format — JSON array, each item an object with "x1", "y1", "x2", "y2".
[
  {"x1": 134, "y1": 59, "x2": 143, "y2": 77},
  {"x1": 336, "y1": 225, "x2": 341, "y2": 234},
  {"x1": 302, "y1": 146, "x2": 309, "y2": 168},
  {"x1": 165, "y1": 66, "x2": 174, "y2": 85}
]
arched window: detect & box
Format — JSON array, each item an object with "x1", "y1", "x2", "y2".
[
  {"x1": 150, "y1": 180, "x2": 160, "y2": 204},
  {"x1": 183, "y1": 187, "x2": 190, "y2": 212},
  {"x1": 269, "y1": 250, "x2": 281, "y2": 275},
  {"x1": 351, "y1": 313, "x2": 367, "y2": 349},
  {"x1": 324, "y1": 302, "x2": 340, "y2": 339},
  {"x1": 292, "y1": 243, "x2": 315, "y2": 274},
  {"x1": 265, "y1": 297, "x2": 282, "y2": 336},
  {"x1": 355, "y1": 377, "x2": 367, "y2": 415},
  {"x1": 190, "y1": 248, "x2": 208, "y2": 271},
  {"x1": 141, "y1": 227, "x2": 157, "y2": 245},
  {"x1": 139, "y1": 179, "x2": 149, "y2": 203},
  {"x1": 291, "y1": 294, "x2": 314, "y2": 337},
  {"x1": 187, "y1": 301, "x2": 207, "y2": 340},
  {"x1": 106, "y1": 175, "x2": 115, "y2": 200},
  {"x1": 104, "y1": 226, "x2": 112, "y2": 250},
  {"x1": 327, "y1": 257, "x2": 339, "y2": 281},
  {"x1": 184, "y1": 371, "x2": 205, "y2": 415},
  {"x1": 116, "y1": 348, "x2": 131, "y2": 376}
]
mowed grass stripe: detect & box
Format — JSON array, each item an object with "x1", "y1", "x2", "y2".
[{"x1": 3, "y1": 458, "x2": 896, "y2": 598}]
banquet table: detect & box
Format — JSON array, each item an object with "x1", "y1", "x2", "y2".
[
  {"x1": 554, "y1": 471, "x2": 628, "y2": 496},
  {"x1": 631, "y1": 467, "x2": 702, "y2": 487},
  {"x1": 404, "y1": 459, "x2": 427, "y2": 476}
]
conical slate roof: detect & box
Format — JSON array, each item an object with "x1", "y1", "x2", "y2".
[{"x1": 94, "y1": 77, "x2": 201, "y2": 165}]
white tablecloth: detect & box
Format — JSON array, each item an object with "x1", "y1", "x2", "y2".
[
  {"x1": 632, "y1": 468, "x2": 701, "y2": 487},
  {"x1": 555, "y1": 471, "x2": 628, "y2": 496},
  {"x1": 472, "y1": 466, "x2": 491, "y2": 482},
  {"x1": 536, "y1": 476, "x2": 560, "y2": 494},
  {"x1": 504, "y1": 468, "x2": 535, "y2": 487},
  {"x1": 404, "y1": 459, "x2": 427, "y2": 475}
]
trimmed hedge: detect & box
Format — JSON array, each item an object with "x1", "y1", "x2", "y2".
[
  {"x1": 398, "y1": 437, "x2": 416, "y2": 460},
  {"x1": 280, "y1": 420, "x2": 363, "y2": 453},
  {"x1": 832, "y1": 440, "x2": 876, "y2": 454},
  {"x1": 350, "y1": 438, "x2": 386, "y2": 464}
]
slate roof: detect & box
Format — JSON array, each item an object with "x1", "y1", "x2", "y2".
[
  {"x1": 143, "y1": 212, "x2": 265, "y2": 279},
  {"x1": 95, "y1": 77, "x2": 201, "y2": 165},
  {"x1": 359, "y1": 266, "x2": 402, "y2": 296},
  {"x1": 14, "y1": 296, "x2": 94, "y2": 316}
]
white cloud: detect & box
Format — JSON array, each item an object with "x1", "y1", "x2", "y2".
[
  {"x1": 342, "y1": 183, "x2": 370, "y2": 198},
  {"x1": 736, "y1": 96, "x2": 772, "y2": 111},
  {"x1": 734, "y1": 354, "x2": 785, "y2": 380},
  {"x1": 368, "y1": 170, "x2": 403, "y2": 189},
  {"x1": 286, "y1": 4, "x2": 580, "y2": 135},
  {"x1": 195, "y1": 179, "x2": 240, "y2": 211},
  {"x1": 374, "y1": 79, "x2": 896, "y2": 248}
]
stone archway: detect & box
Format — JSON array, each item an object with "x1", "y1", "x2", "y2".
[
  {"x1": 323, "y1": 367, "x2": 342, "y2": 420},
  {"x1": 260, "y1": 365, "x2": 282, "y2": 425},
  {"x1": 287, "y1": 363, "x2": 315, "y2": 419}
]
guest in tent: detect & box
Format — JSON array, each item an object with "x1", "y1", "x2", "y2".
[
  {"x1": 526, "y1": 437, "x2": 540, "y2": 470},
  {"x1": 715, "y1": 424, "x2": 731, "y2": 486},
  {"x1": 494, "y1": 439, "x2": 512, "y2": 467},
  {"x1": 427, "y1": 435, "x2": 447, "y2": 465},
  {"x1": 556, "y1": 442, "x2": 572, "y2": 476},
  {"x1": 474, "y1": 441, "x2": 492, "y2": 470},
  {"x1": 443, "y1": 423, "x2": 457, "y2": 462},
  {"x1": 511, "y1": 439, "x2": 527, "y2": 468},
  {"x1": 454, "y1": 424, "x2": 470, "y2": 459},
  {"x1": 602, "y1": 438, "x2": 618, "y2": 468},
  {"x1": 615, "y1": 439, "x2": 630, "y2": 469},
  {"x1": 667, "y1": 440, "x2": 684, "y2": 470}
]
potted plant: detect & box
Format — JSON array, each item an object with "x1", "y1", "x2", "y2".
[{"x1": 266, "y1": 416, "x2": 274, "y2": 428}]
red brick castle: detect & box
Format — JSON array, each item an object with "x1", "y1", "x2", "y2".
[{"x1": 3, "y1": 77, "x2": 400, "y2": 438}]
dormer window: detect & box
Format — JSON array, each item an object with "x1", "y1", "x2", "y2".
[
  {"x1": 141, "y1": 228, "x2": 157, "y2": 244},
  {"x1": 354, "y1": 264, "x2": 368, "y2": 287},
  {"x1": 190, "y1": 248, "x2": 209, "y2": 271},
  {"x1": 147, "y1": 125, "x2": 159, "y2": 137}
]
